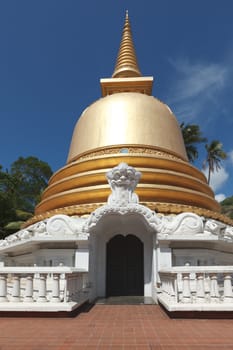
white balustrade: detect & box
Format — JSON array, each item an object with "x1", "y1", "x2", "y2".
[
  {"x1": 159, "y1": 267, "x2": 233, "y2": 311},
  {"x1": 196, "y1": 273, "x2": 205, "y2": 303},
  {"x1": 181, "y1": 273, "x2": 192, "y2": 303},
  {"x1": 0, "y1": 267, "x2": 89, "y2": 310},
  {"x1": 210, "y1": 273, "x2": 219, "y2": 303},
  {"x1": 51, "y1": 274, "x2": 60, "y2": 303},
  {"x1": 24, "y1": 275, "x2": 33, "y2": 302},
  {"x1": 11, "y1": 275, "x2": 20, "y2": 302},
  {"x1": 37, "y1": 274, "x2": 47, "y2": 302},
  {"x1": 0, "y1": 275, "x2": 8, "y2": 302},
  {"x1": 223, "y1": 273, "x2": 233, "y2": 303}
]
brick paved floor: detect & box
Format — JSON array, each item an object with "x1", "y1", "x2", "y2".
[{"x1": 0, "y1": 304, "x2": 233, "y2": 349}]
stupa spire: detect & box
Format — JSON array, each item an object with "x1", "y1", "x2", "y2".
[{"x1": 112, "y1": 11, "x2": 142, "y2": 78}]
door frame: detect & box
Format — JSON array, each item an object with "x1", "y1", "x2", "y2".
[{"x1": 90, "y1": 214, "x2": 154, "y2": 299}]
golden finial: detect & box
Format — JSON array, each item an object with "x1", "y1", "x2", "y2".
[{"x1": 112, "y1": 11, "x2": 142, "y2": 78}]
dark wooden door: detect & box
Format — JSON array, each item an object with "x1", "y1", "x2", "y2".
[{"x1": 106, "y1": 234, "x2": 144, "y2": 296}]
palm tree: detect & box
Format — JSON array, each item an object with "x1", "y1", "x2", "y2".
[
  {"x1": 203, "y1": 140, "x2": 227, "y2": 184},
  {"x1": 180, "y1": 123, "x2": 207, "y2": 162}
]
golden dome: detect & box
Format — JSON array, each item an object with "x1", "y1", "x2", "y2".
[
  {"x1": 23, "y1": 12, "x2": 224, "y2": 228},
  {"x1": 67, "y1": 92, "x2": 188, "y2": 163}
]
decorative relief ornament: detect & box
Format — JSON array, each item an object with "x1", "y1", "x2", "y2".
[
  {"x1": 159, "y1": 212, "x2": 204, "y2": 235},
  {"x1": 204, "y1": 219, "x2": 225, "y2": 236},
  {"x1": 85, "y1": 203, "x2": 162, "y2": 232},
  {"x1": 0, "y1": 215, "x2": 89, "y2": 249},
  {"x1": 84, "y1": 162, "x2": 163, "y2": 231},
  {"x1": 106, "y1": 162, "x2": 141, "y2": 206},
  {"x1": 46, "y1": 215, "x2": 87, "y2": 238},
  {"x1": 224, "y1": 226, "x2": 233, "y2": 241}
]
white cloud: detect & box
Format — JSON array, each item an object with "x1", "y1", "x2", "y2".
[
  {"x1": 167, "y1": 58, "x2": 231, "y2": 122},
  {"x1": 228, "y1": 149, "x2": 233, "y2": 165},
  {"x1": 202, "y1": 167, "x2": 229, "y2": 192},
  {"x1": 215, "y1": 193, "x2": 226, "y2": 202},
  {"x1": 169, "y1": 59, "x2": 227, "y2": 100}
]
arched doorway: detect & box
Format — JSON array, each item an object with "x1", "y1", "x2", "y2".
[{"x1": 106, "y1": 234, "x2": 144, "y2": 296}]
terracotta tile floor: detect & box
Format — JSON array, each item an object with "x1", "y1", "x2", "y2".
[{"x1": 0, "y1": 304, "x2": 233, "y2": 349}]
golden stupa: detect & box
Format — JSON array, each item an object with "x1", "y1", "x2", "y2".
[{"x1": 26, "y1": 12, "x2": 229, "y2": 227}]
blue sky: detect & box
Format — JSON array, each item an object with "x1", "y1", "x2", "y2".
[{"x1": 1, "y1": 0, "x2": 233, "y2": 201}]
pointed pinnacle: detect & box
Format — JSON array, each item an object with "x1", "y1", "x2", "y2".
[{"x1": 112, "y1": 11, "x2": 142, "y2": 78}]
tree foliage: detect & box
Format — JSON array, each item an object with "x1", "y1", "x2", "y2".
[
  {"x1": 220, "y1": 196, "x2": 233, "y2": 220},
  {"x1": 0, "y1": 157, "x2": 52, "y2": 238},
  {"x1": 203, "y1": 140, "x2": 227, "y2": 184},
  {"x1": 180, "y1": 122, "x2": 207, "y2": 162}
]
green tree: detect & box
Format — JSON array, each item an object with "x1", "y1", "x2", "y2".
[
  {"x1": 0, "y1": 157, "x2": 52, "y2": 238},
  {"x1": 10, "y1": 156, "x2": 53, "y2": 212},
  {"x1": 203, "y1": 140, "x2": 227, "y2": 184},
  {"x1": 180, "y1": 122, "x2": 207, "y2": 163}
]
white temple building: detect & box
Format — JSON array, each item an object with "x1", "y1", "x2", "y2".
[{"x1": 0, "y1": 13, "x2": 233, "y2": 314}]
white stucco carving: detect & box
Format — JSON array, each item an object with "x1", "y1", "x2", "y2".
[
  {"x1": 47, "y1": 215, "x2": 85, "y2": 236},
  {"x1": 85, "y1": 203, "x2": 162, "y2": 231},
  {"x1": 46, "y1": 215, "x2": 89, "y2": 239},
  {"x1": 159, "y1": 212, "x2": 204, "y2": 235},
  {"x1": 224, "y1": 226, "x2": 233, "y2": 241},
  {"x1": 31, "y1": 221, "x2": 47, "y2": 235},
  {"x1": 85, "y1": 162, "x2": 162, "y2": 231},
  {"x1": 0, "y1": 215, "x2": 89, "y2": 250},
  {"x1": 204, "y1": 219, "x2": 225, "y2": 236},
  {"x1": 107, "y1": 162, "x2": 141, "y2": 206}
]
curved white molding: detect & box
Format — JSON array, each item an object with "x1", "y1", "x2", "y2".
[
  {"x1": 46, "y1": 215, "x2": 86, "y2": 236},
  {"x1": 159, "y1": 212, "x2": 204, "y2": 235},
  {"x1": 85, "y1": 203, "x2": 162, "y2": 232},
  {"x1": 0, "y1": 215, "x2": 89, "y2": 250}
]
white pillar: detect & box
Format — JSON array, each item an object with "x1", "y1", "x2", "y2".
[
  {"x1": 24, "y1": 275, "x2": 34, "y2": 302},
  {"x1": 37, "y1": 274, "x2": 47, "y2": 302},
  {"x1": 12, "y1": 275, "x2": 20, "y2": 302},
  {"x1": 223, "y1": 274, "x2": 233, "y2": 303},
  {"x1": 169, "y1": 275, "x2": 177, "y2": 303},
  {"x1": 0, "y1": 275, "x2": 8, "y2": 302},
  {"x1": 182, "y1": 273, "x2": 192, "y2": 303},
  {"x1": 196, "y1": 273, "x2": 205, "y2": 303},
  {"x1": 51, "y1": 274, "x2": 60, "y2": 303},
  {"x1": 210, "y1": 273, "x2": 219, "y2": 303}
]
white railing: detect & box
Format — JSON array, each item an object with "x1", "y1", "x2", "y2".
[
  {"x1": 0, "y1": 267, "x2": 89, "y2": 311},
  {"x1": 158, "y1": 267, "x2": 233, "y2": 311}
]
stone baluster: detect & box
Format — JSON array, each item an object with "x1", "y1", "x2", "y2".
[
  {"x1": 196, "y1": 273, "x2": 205, "y2": 303},
  {"x1": 210, "y1": 273, "x2": 219, "y2": 303},
  {"x1": 12, "y1": 275, "x2": 20, "y2": 302},
  {"x1": 168, "y1": 275, "x2": 176, "y2": 302},
  {"x1": 161, "y1": 277, "x2": 165, "y2": 295},
  {"x1": 0, "y1": 274, "x2": 8, "y2": 302},
  {"x1": 181, "y1": 273, "x2": 192, "y2": 303},
  {"x1": 164, "y1": 278, "x2": 168, "y2": 296},
  {"x1": 37, "y1": 274, "x2": 47, "y2": 302},
  {"x1": 223, "y1": 273, "x2": 233, "y2": 303},
  {"x1": 51, "y1": 274, "x2": 60, "y2": 303},
  {"x1": 64, "y1": 277, "x2": 70, "y2": 302},
  {"x1": 24, "y1": 275, "x2": 34, "y2": 302},
  {"x1": 59, "y1": 273, "x2": 66, "y2": 302}
]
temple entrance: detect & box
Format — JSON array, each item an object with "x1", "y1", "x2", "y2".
[{"x1": 106, "y1": 234, "x2": 144, "y2": 296}]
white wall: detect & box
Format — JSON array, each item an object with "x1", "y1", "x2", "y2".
[
  {"x1": 8, "y1": 249, "x2": 76, "y2": 267},
  {"x1": 173, "y1": 248, "x2": 233, "y2": 266}
]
